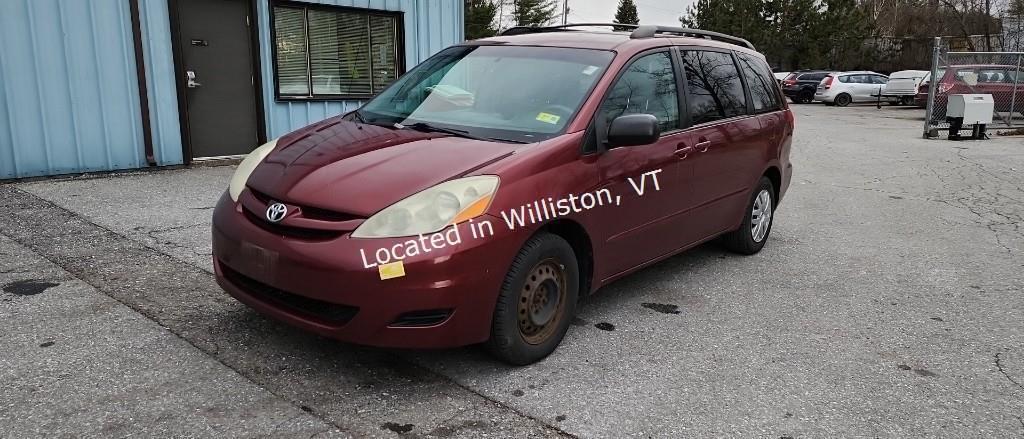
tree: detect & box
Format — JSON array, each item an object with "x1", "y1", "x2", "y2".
[
  {"x1": 466, "y1": 0, "x2": 499, "y2": 40},
  {"x1": 680, "y1": 0, "x2": 876, "y2": 70},
  {"x1": 614, "y1": 0, "x2": 640, "y2": 31},
  {"x1": 512, "y1": 0, "x2": 559, "y2": 26}
]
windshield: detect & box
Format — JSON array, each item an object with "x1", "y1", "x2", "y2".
[{"x1": 358, "y1": 45, "x2": 614, "y2": 143}]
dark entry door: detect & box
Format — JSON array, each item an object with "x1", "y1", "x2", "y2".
[{"x1": 176, "y1": 0, "x2": 261, "y2": 158}]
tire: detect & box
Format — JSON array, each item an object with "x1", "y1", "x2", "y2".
[
  {"x1": 834, "y1": 93, "x2": 853, "y2": 107},
  {"x1": 486, "y1": 233, "x2": 579, "y2": 365},
  {"x1": 722, "y1": 177, "x2": 775, "y2": 255},
  {"x1": 799, "y1": 90, "x2": 815, "y2": 104}
]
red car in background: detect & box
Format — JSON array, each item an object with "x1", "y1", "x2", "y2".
[
  {"x1": 212, "y1": 24, "x2": 794, "y2": 365},
  {"x1": 915, "y1": 64, "x2": 1024, "y2": 118}
]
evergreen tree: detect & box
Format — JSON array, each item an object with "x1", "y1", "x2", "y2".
[
  {"x1": 512, "y1": 0, "x2": 559, "y2": 27},
  {"x1": 613, "y1": 0, "x2": 640, "y2": 31},
  {"x1": 466, "y1": 0, "x2": 499, "y2": 40},
  {"x1": 681, "y1": 0, "x2": 876, "y2": 70}
]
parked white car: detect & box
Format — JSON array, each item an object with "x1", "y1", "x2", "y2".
[
  {"x1": 814, "y1": 71, "x2": 889, "y2": 107},
  {"x1": 883, "y1": 70, "x2": 929, "y2": 105}
]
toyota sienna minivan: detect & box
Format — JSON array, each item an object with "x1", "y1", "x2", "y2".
[{"x1": 213, "y1": 24, "x2": 794, "y2": 365}]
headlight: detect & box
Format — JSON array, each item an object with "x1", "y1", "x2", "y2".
[
  {"x1": 352, "y1": 176, "x2": 499, "y2": 238},
  {"x1": 229, "y1": 139, "x2": 279, "y2": 202}
]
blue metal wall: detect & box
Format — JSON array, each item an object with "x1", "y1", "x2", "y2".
[
  {"x1": 255, "y1": 0, "x2": 465, "y2": 138},
  {"x1": 0, "y1": 0, "x2": 148, "y2": 179},
  {"x1": 0, "y1": 0, "x2": 185, "y2": 179},
  {"x1": 0, "y1": 0, "x2": 462, "y2": 179},
  {"x1": 138, "y1": 0, "x2": 185, "y2": 167}
]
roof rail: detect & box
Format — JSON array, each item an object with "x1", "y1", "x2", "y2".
[
  {"x1": 500, "y1": 23, "x2": 639, "y2": 36},
  {"x1": 630, "y1": 25, "x2": 755, "y2": 50},
  {"x1": 498, "y1": 23, "x2": 755, "y2": 50}
]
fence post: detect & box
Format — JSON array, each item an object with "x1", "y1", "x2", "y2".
[
  {"x1": 1009, "y1": 54, "x2": 1022, "y2": 128},
  {"x1": 924, "y1": 37, "x2": 942, "y2": 138}
]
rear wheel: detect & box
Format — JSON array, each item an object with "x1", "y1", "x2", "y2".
[
  {"x1": 486, "y1": 233, "x2": 579, "y2": 365},
  {"x1": 834, "y1": 93, "x2": 853, "y2": 107},
  {"x1": 722, "y1": 177, "x2": 775, "y2": 255}
]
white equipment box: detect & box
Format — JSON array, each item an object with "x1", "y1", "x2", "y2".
[{"x1": 947, "y1": 94, "x2": 994, "y2": 124}]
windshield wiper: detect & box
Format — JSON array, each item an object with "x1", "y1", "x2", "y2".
[
  {"x1": 350, "y1": 109, "x2": 367, "y2": 123},
  {"x1": 396, "y1": 122, "x2": 493, "y2": 142},
  {"x1": 347, "y1": 110, "x2": 396, "y2": 129}
]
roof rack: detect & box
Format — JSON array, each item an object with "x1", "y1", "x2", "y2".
[
  {"x1": 498, "y1": 23, "x2": 755, "y2": 50},
  {"x1": 629, "y1": 25, "x2": 755, "y2": 50},
  {"x1": 500, "y1": 23, "x2": 639, "y2": 36}
]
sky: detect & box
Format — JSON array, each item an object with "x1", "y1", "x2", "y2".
[{"x1": 564, "y1": 0, "x2": 696, "y2": 27}]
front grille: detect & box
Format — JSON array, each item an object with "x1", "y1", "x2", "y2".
[
  {"x1": 220, "y1": 263, "x2": 358, "y2": 325},
  {"x1": 242, "y1": 208, "x2": 343, "y2": 240},
  {"x1": 248, "y1": 188, "x2": 359, "y2": 222}
]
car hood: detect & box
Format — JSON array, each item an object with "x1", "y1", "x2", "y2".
[{"x1": 247, "y1": 117, "x2": 519, "y2": 217}]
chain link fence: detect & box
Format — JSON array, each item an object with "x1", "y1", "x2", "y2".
[{"x1": 923, "y1": 38, "x2": 1024, "y2": 138}]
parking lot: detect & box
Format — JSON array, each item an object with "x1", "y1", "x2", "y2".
[{"x1": 2, "y1": 103, "x2": 1023, "y2": 437}]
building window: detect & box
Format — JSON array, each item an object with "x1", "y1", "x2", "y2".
[{"x1": 272, "y1": 3, "x2": 403, "y2": 99}]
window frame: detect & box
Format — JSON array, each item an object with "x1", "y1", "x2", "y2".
[
  {"x1": 735, "y1": 52, "x2": 783, "y2": 115},
  {"x1": 269, "y1": 1, "x2": 406, "y2": 101},
  {"x1": 584, "y1": 47, "x2": 686, "y2": 154},
  {"x1": 675, "y1": 45, "x2": 754, "y2": 129}
]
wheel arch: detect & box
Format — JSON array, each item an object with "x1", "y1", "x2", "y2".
[
  {"x1": 538, "y1": 219, "x2": 594, "y2": 296},
  {"x1": 763, "y1": 165, "x2": 782, "y2": 200}
]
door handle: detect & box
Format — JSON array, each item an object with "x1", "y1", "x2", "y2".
[
  {"x1": 695, "y1": 140, "x2": 712, "y2": 152},
  {"x1": 674, "y1": 144, "x2": 694, "y2": 159},
  {"x1": 186, "y1": 70, "x2": 202, "y2": 88}
]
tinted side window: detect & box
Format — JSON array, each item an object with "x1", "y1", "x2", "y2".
[
  {"x1": 681, "y1": 50, "x2": 747, "y2": 125},
  {"x1": 737, "y1": 54, "x2": 780, "y2": 113},
  {"x1": 872, "y1": 75, "x2": 888, "y2": 84},
  {"x1": 802, "y1": 73, "x2": 825, "y2": 81},
  {"x1": 600, "y1": 52, "x2": 680, "y2": 133}
]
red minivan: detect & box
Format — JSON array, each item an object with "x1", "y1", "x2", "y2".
[{"x1": 212, "y1": 24, "x2": 794, "y2": 365}]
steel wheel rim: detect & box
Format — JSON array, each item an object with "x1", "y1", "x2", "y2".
[
  {"x1": 751, "y1": 189, "x2": 772, "y2": 243},
  {"x1": 517, "y1": 259, "x2": 567, "y2": 345}
]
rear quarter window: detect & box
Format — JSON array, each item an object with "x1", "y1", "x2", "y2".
[{"x1": 737, "y1": 53, "x2": 781, "y2": 113}]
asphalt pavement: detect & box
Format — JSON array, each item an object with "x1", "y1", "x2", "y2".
[{"x1": 2, "y1": 103, "x2": 1023, "y2": 437}]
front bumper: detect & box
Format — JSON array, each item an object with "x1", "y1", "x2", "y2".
[{"x1": 211, "y1": 191, "x2": 524, "y2": 348}]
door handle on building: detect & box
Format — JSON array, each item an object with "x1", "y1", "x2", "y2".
[{"x1": 186, "y1": 70, "x2": 202, "y2": 88}]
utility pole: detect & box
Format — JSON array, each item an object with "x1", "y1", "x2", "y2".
[{"x1": 562, "y1": 0, "x2": 569, "y2": 25}]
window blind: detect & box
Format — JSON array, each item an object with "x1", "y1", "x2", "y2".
[{"x1": 273, "y1": 5, "x2": 401, "y2": 99}]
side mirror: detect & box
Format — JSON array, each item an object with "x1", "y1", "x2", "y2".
[{"x1": 606, "y1": 114, "x2": 660, "y2": 148}]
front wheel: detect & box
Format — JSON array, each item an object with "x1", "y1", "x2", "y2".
[
  {"x1": 722, "y1": 177, "x2": 775, "y2": 255},
  {"x1": 486, "y1": 233, "x2": 579, "y2": 365}
]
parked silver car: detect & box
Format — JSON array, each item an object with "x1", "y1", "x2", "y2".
[{"x1": 814, "y1": 71, "x2": 889, "y2": 107}]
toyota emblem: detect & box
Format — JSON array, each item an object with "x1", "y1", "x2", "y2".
[{"x1": 266, "y1": 202, "x2": 288, "y2": 223}]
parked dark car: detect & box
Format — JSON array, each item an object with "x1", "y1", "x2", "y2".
[
  {"x1": 212, "y1": 24, "x2": 794, "y2": 365},
  {"x1": 781, "y1": 70, "x2": 832, "y2": 103},
  {"x1": 915, "y1": 64, "x2": 1024, "y2": 117}
]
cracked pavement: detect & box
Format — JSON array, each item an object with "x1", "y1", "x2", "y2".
[{"x1": 1, "y1": 104, "x2": 1023, "y2": 437}]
